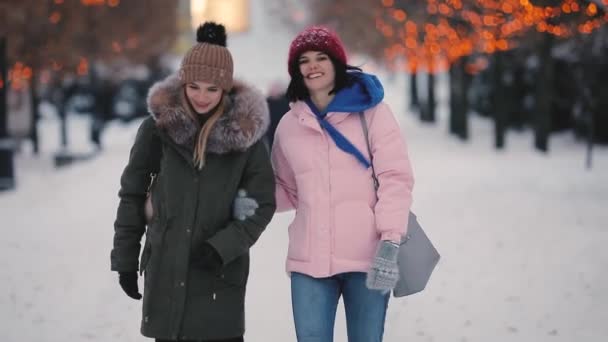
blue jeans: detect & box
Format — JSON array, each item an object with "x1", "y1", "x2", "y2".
[{"x1": 291, "y1": 272, "x2": 390, "y2": 342}]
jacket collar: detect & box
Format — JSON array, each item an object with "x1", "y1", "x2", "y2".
[
  {"x1": 289, "y1": 72, "x2": 384, "y2": 129},
  {"x1": 146, "y1": 74, "x2": 270, "y2": 154},
  {"x1": 290, "y1": 101, "x2": 350, "y2": 129}
]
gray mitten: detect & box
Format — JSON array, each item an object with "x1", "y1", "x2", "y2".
[
  {"x1": 366, "y1": 240, "x2": 400, "y2": 293},
  {"x1": 233, "y1": 189, "x2": 258, "y2": 220}
]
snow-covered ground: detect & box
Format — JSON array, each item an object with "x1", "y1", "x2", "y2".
[
  {"x1": 2, "y1": 2, "x2": 608, "y2": 341},
  {"x1": 2, "y1": 73, "x2": 607, "y2": 342}
]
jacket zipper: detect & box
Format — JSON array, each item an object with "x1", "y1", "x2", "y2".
[{"x1": 325, "y1": 127, "x2": 334, "y2": 275}]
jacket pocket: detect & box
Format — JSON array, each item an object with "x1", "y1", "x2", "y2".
[
  {"x1": 216, "y1": 254, "x2": 250, "y2": 288},
  {"x1": 287, "y1": 204, "x2": 311, "y2": 262},
  {"x1": 333, "y1": 201, "x2": 377, "y2": 261}
]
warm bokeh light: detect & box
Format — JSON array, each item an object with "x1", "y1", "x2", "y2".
[
  {"x1": 51, "y1": 60, "x2": 63, "y2": 71},
  {"x1": 49, "y1": 11, "x2": 62, "y2": 24},
  {"x1": 77, "y1": 57, "x2": 89, "y2": 75},
  {"x1": 382, "y1": 0, "x2": 394, "y2": 7},
  {"x1": 112, "y1": 41, "x2": 122, "y2": 53},
  {"x1": 393, "y1": 9, "x2": 407, "y2": 22},
  {"x1": 190, "y1": 0, "x2": 249, "y2": 33},
  {"x1": 8, "y1": 62, "x2": 33, "y2": 90},
  {"x1": 377, "y1": 0, "x2": 607, "y2": 73},
  {"x1": 126, "y1": 36, "x2": 138, "y2": 49},
  {"x1": 81, "y1": 0, "x2": 105, "y2": 5}
]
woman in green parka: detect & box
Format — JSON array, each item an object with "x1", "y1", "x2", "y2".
[{"x1": 110, "y1": 22, "x2": 276, "y2": 342}]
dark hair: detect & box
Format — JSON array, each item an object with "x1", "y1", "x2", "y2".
[{"x1": 286, "y1": 54, "x2": 362, "y2": 102}]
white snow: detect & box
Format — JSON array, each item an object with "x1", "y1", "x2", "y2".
[{"x1": 2, "y1": 1, "x2": 608, "y2": 341}]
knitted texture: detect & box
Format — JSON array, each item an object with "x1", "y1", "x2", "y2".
[
  {"x1": 233, "y1": 189, "x2": 258, "y2": 221},
  {"x1": 287, "y1": 25, "x2": 347, "y2": 77},
  {"x1": 179, "y1": 23, "x2": 234, "y2": 91},
  {"x1": 366, "y1": 240, "x2": 400, "y2": 293}
]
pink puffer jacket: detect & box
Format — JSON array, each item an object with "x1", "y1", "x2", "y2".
[{"x1": 272, "y1": 100, "x2": 414, "y2": 277}]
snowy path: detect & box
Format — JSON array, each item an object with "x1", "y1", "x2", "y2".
[
  {"x1": 2, "y1": 93, "x2": 607, "y2": 341},
  {"x1": 3, "y1": 0, "x2": 608, "y2": 338}
]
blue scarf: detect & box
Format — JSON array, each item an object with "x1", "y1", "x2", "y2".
[{"x1": 305, "y1": 72, "x2": 384, "y2": 168}]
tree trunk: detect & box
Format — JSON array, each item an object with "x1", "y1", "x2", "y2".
[
  {"x1": 0, "y1": 37, "x2": 7, "y2": 139},
  {"x1": 89, "y1": 64, "x2": 103, "y2": 149},
  {"x1": 421, "y1": 72, "x2": 436, "y2": 122},
  {"x1": 0, "y1": 36, "x2": 16, "y2": 190},
  {"x1": 493, "y1": 52, "x2": 507, "y2": 149},
  {"x1": 409, "y1": 71, "x2": 419, "y2": 109},
  {"x1": 59, "y1": 87, "x2": 68, "y2": 149},
  {"x1": 449, "y1": 58, "x2": 470, "y2": 140},
  {"x1": 586, "y1": 108, "x2": 594, "y2": 169},
  {"x1": 534, "y1": 33, "x2": 554, "y2": 152},
  {"x1": 29, "y1": 71, "x2": 40, "y2": 155}
]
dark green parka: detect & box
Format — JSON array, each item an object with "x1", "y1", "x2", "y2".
[{"x1": 111, "y1": 74, "x2": 276, "y2": 341}]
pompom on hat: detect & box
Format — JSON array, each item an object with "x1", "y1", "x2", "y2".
[
  {"x1": 287, "y1": 25, "x2": 347, "y2": 77},
  {"x1": 179, "y1": 22, "x2": 234, "y2": 91}
]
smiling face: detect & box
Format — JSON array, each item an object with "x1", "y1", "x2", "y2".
[
  {"x1": 184, "y1": 81, "x2": 223, "y2": 114},
  {"x1": 298, "y1": 51, "x2": 336, "y2": 97}
]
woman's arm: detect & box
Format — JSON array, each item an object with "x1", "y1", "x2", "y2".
[
  {"x1": 271, "y1": 133, "x2": 298, "y2": 212},
  {"x1": 368, "y1": 103, "x2": 415, "y2": 243},
  {"x1": 206, "y1": 140, "x2": 277, "y2": 265},
  {"x1": 111, "y1": 117, "x2": 161, "y2": 272}
]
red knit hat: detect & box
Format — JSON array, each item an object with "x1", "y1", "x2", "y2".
[{"x1": 287, "y1": 26, "x2": 347, "y2": 77}]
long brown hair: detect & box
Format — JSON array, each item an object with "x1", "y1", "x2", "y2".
[{"x1": 181, "y1": 89, "x2": 225, "y2": 169}]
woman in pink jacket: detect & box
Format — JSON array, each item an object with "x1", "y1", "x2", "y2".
[{"x1": 266, "y1": 26, "x2": 415, "y2": 342}]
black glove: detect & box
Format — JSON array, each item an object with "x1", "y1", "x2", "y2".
[
  {"x1": 191, "y1": 242, "x2": 223, "y2": 273},
  {"x1": 118, "y1": 272, "x2": 142, "y2": 300}
]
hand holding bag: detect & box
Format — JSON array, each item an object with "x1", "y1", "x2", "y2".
[{"x1": 358, "y1": 113, "x2": 440, "y2": 297}]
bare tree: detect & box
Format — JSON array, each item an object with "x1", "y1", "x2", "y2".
[
  {"x1": 0, "y1": 0, "x2": 178, "y2": 153},
  {"x1": 268, "y1": 0, "x2": 607, "y2": 151}
]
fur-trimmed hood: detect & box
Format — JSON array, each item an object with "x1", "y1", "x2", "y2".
[{"x1": 146, "y1": 74, "x2": 269, "y2": 154}]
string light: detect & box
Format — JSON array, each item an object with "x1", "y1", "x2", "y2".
[
  {"x1": 8, "y1": 62, "x2": 33, "y2": 90},
  {"x1": 81, "y1": 0, "x2": 105, "y2": 5},
  {"x1": 49, "y1": 11, "x2": 61, "y2": 24},
  {"x1": 377, "y1": 0, "x2": 607, "y2": 74},
  {"x1": 77, "y1": 58, "x2": 89, "y2": 75}
]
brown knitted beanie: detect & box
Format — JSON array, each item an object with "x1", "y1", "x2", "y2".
[{"x1": 179, "y1": 22, "x2": 233, "y2": 91}]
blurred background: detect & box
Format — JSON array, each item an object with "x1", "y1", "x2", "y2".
[
  {"x1": 1, "y1": 0, "x2": 608, "y2": 177},
  {"x1": 1, "y1": 1, "x2": 607, "y2": 341}
]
